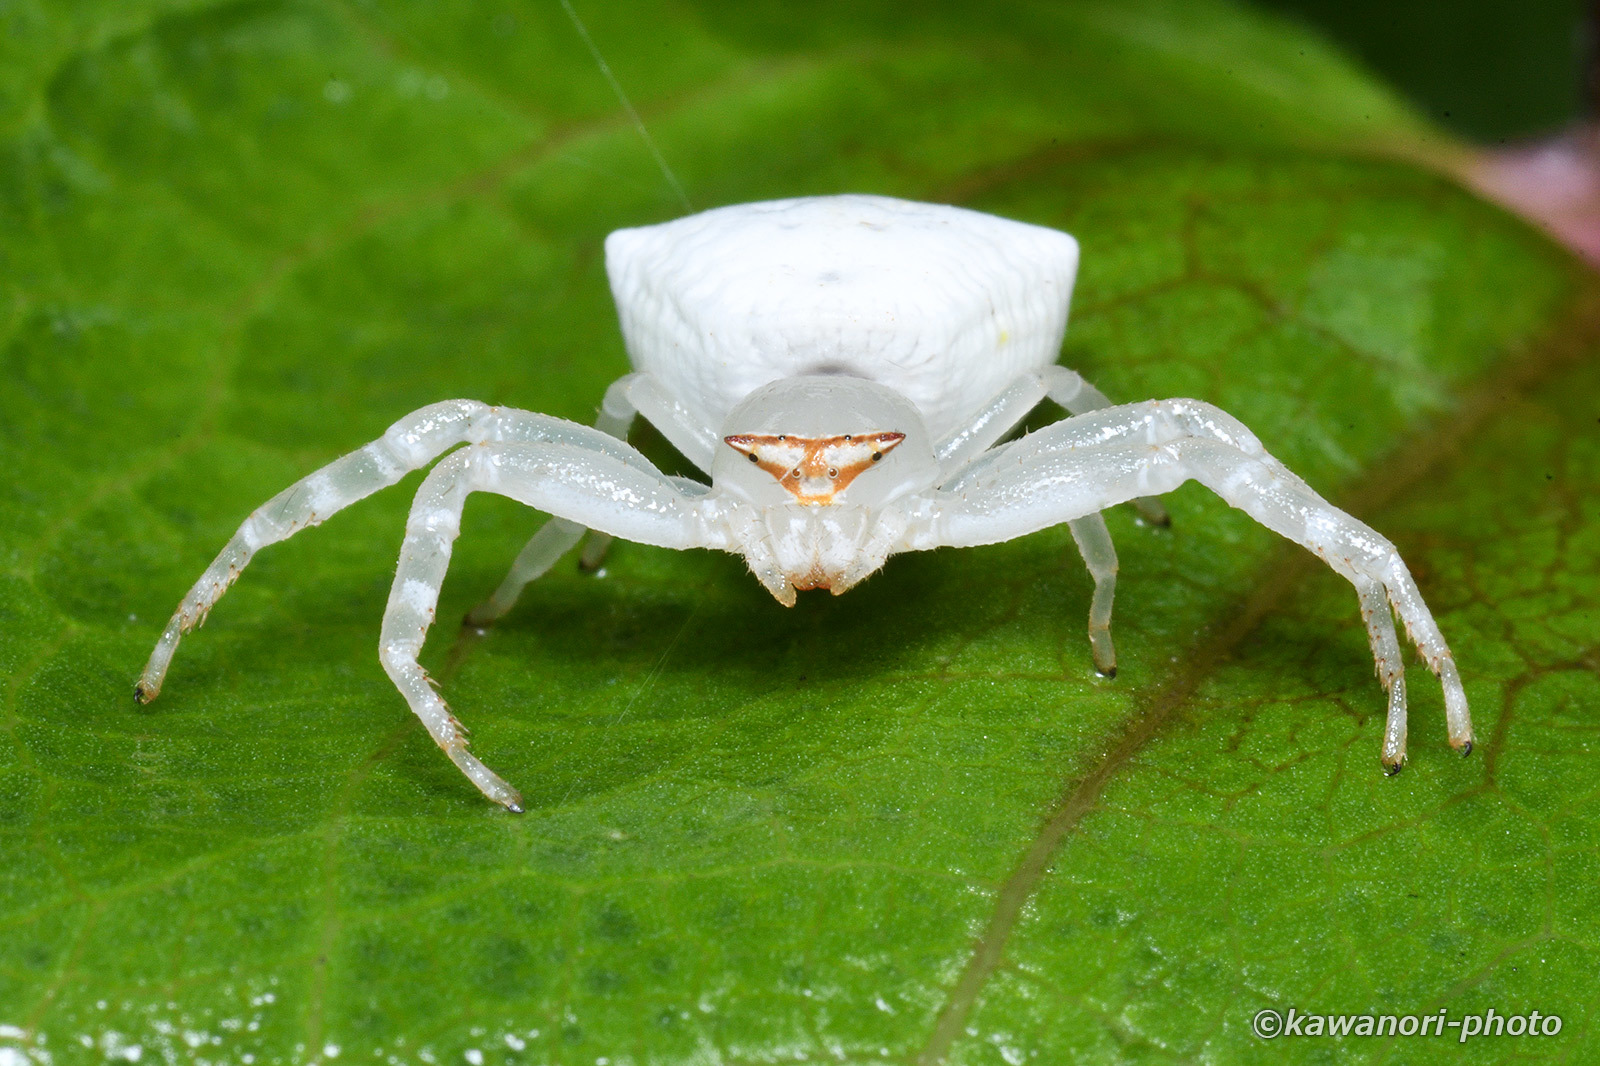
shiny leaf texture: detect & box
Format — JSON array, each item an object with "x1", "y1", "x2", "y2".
[{"x1": 1, "y1": 1, "x2": 1595, "y2": 1063}]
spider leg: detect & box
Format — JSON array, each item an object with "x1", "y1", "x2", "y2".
[
  {"x1": 1067, "y1": 515, "x2": 1119, "y2": 676},
  {"x1": 598, "y1": 371, "x2": 720, "y2": 474},
  {"x1": 928, "y1": 367, "x2": 1162, "y2": 670},
  {"x1": 465, "y1": 517, "x2": 587, "y2": 626},
  {"x1": 581, "y1": 372, "x2": 714, "y2": 573},
  {"x1": 935, "y1": 365, "x2": 1117, "y2": 470},
  {"x1": 935, "y1": 365, "x2": 1168, "y2": 523},
  {"x1": 468, "y1": 473, "x2": 710, "y2": 624},
  {"x1": 922, "y1": 398, "x2": 1470, "y2": 765},
  {"x1": 1038, "y1": 367, "x2": 1169, "y2": 526},
  {"x1": 933, "y1": 370, "x2": 1050, "y2": 471},
  {"x1": 1352, "y1": 574, "x2": 1408, "y2": 772},
  {"x1": 137, "y1": 401, "x2": 660, "y2": 702},
  {"x1": 381, "y1": 440, "x2": 706, "y2": 809},
  {"x1": 476, "y1": 371, "x2": 720, "y2": 618}
]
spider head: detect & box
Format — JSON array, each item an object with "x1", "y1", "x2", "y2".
[
  {"x1": 711, "y1": 376, "x2": 939, "y2": 605},
  {"x1": 722, "y1": 431, "x2": 907, "y2": 505}
]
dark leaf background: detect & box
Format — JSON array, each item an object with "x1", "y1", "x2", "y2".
[{"x1": 2, "y1": 1, "x2": 1597, "y2": 1063}]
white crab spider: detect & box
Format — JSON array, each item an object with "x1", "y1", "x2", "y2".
[{"x1": 136, "y1": 194, "x2": 1473, "y2": 810}]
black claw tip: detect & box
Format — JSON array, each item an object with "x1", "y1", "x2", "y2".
[
  {"x1": 1383, "y1": 760, "x2": 1404, "y2": 777},
  {"x1": 1460, "y1": 740, "x2": 1473, "y2": 758},
  {"x1": 1153, "y1": 514, "x2": 1172, "y2": 529},
  {"x1": 1098, "y1": 666, "x2": 1117, "y2": 680},
  {"x1": 505, "y1": 801, "x2": 525, "y2": 814},
  {"x1": 133, "y1": 684, "x2": 150, "y2": 705}
]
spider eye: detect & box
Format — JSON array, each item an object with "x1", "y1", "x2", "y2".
[
  {"x1": 871, "y1": 452, "x2": 882, "y2": 461},
  {"x1": 747, "y1": 453, "x2": 758, "y2": 464},
  {"x1": 778, "y1": 434, "x2": 786, "y2": 441},
  {"x1": 827, "y1": 468, "x2": 838, "y2": 478},
  {"x1": 845, "y1": 435, "x2": 853, "y2": 441}
]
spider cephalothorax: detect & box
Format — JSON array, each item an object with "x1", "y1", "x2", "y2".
[
  {"x1": 719, "y1": 425, "x2": 912, "y2": 600},
  {"x1": 723, "y1": 431, "x2": 906, "y2": 505},
  {"x1": 138, "y1": 194, "x2": 1472, "y2": 810}
]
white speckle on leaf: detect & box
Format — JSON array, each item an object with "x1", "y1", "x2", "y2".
[{"x1": 395, "y1": 69, "x2": 424, "y2": 97}]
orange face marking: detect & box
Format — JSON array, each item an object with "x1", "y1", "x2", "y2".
[{"x1": 723, "y1": 431, "x2": 906, "y2": 505}]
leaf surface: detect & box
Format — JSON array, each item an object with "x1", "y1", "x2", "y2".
[{"x1": 1, "y1": 1, "x2": 1595, "y2": 1063}]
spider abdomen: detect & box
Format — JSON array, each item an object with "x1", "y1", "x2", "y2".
[{"x1": 605, "y1": 194, "x2": 1081, "y2": 439}]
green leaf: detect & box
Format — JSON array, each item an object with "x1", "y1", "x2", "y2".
[{"x1": 2, "y1": 1, "x2": 1594, "y2": 1063}]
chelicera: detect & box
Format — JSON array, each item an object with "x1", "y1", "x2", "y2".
[{"x1": 136, "y1": 195, "x2": 1472, "y2": 810}]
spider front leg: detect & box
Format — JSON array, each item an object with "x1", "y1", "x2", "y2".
[
  {"x1": 926, "y1": 398, "x2": 1471, "y2": 769},
  {"x1": 466, "y1": 469, "x2": 711, "y2": 625},
  {"x1": 137, "y1": 400, "x2": 662, "y2": 701},
  {"x1": 934, "y1": 365, "x2": 1167, "y2": 677},
  {"x1": 381, "y1": 440, "x2": 707, "y2": 809},
  {"x1": 473, "y1": 371, "x2": 720, "y2": 621},
  {"x1": 1353, "y1": 574, "x2": 1409, "y2": 771},
  {"x1": 936, "y1": 365, "x2": 1169, "y2": 525}
]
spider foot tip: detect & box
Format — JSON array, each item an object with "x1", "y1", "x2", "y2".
[
  {"x1": 1460, "y1": 739, "x2": 1474, "y2": 758},
  {"x1": 1382, "y1": 758, "x2": 1404, "y2": 777},
  {"x1": 1096, "y1": 665, "x2": 1117, "y2": 680},
  {"x1": 133, "y1": 683, "x2": 153, "y2": 705}
]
